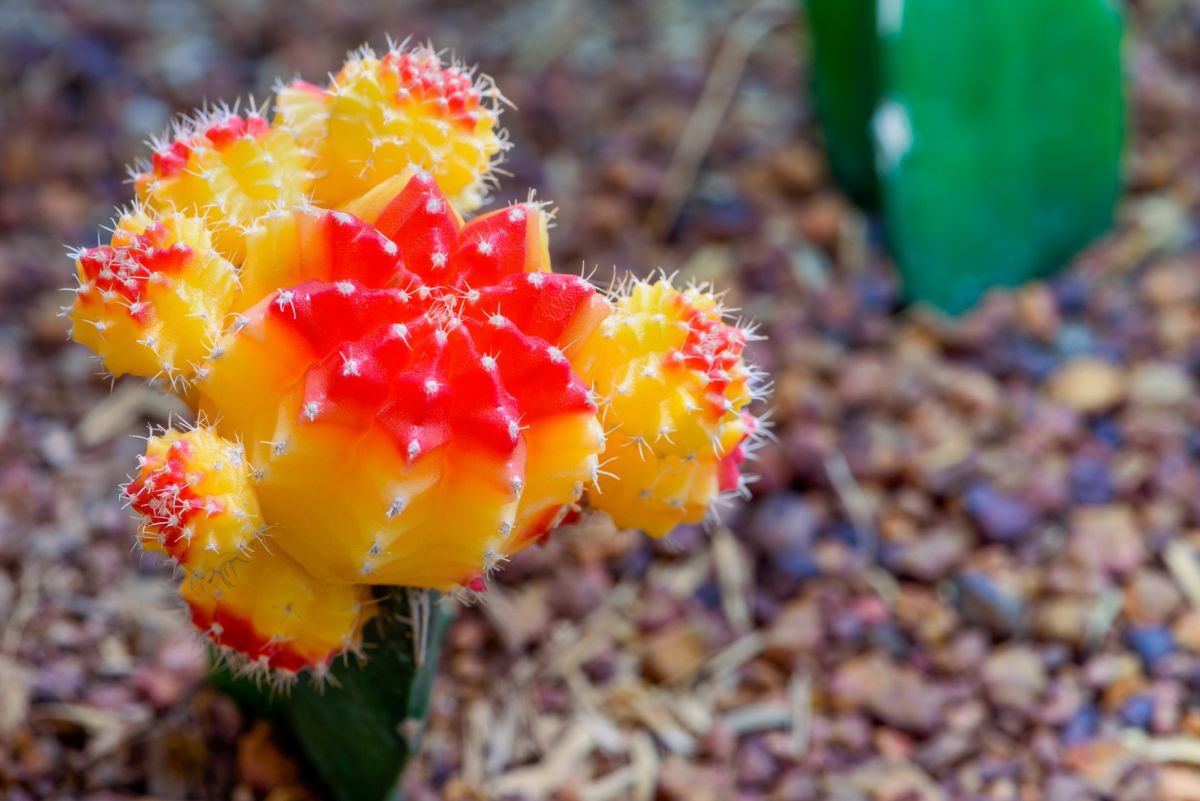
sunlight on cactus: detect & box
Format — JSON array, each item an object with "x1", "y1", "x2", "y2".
[{"x1": 66, "y1": 40, "x2": 767, "y2": 699}]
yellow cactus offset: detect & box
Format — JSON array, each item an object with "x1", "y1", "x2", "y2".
[
  {"x1": 182, "y1": 546, "x2": 373, "y2": 680},
  {"x1": 573, "y1": 277, "x2": 765, "y2": 537},
  {"x1": 275, "y1": 41, "x2": 506, "y2": 213},
  {"x1": 127, "y1": 425, "x2": 373, "y2": 678},
  {"x1": 133, "y1": 107, "x2": 313, "y2": 261},
  {"x1": 68, "y1": 207, "x2": 238, "y2": 385},
  {"x1": 67, "y1": 39, "x2": 767, "y2": 683},
  {"x1": 124, "y1": 427, "x2": 264, "y2": 574}
]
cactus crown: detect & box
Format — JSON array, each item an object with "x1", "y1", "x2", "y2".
[{"x1": 68, "y1": 41, "x2": 767, "y2": 682}]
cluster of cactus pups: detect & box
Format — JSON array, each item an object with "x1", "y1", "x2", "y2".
[{"x1": 67, "y1": 41, "x2": 768, "y2": 684}]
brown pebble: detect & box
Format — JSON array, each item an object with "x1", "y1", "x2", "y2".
[
  {"x1": 982, "y1": 646, "x2": 1048, "y2": 711},
  {"x1": 642, "y1": 624, "x2": 707, "y2": 684},
  {"x1": 1047, "y1": 358, "x2": 1126, "y2": 414},
  {"x1": 1015, "y1": 283, "x2": 1061, "y2": 342},
  {"x1": 762, "y1": 597, "x2": 822, "y2": 666}
]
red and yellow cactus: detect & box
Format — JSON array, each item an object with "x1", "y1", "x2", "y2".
[
  {"x1": 275, "y1": 42, "x2": 506, "y2": 213},
  {"x1": 68, "y1": 40, "x2": 766, "y2": 681},
  {"x1": 573, "y1": 278, "x2": 761, "y2": 537}
]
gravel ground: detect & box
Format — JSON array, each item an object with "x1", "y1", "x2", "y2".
[{"x1": 2, "y1": 1, "x2": 1200, "y2": 799}]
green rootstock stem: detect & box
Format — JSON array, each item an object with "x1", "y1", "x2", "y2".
[{"x1": 211, "y1": 589, "x2": 454, "y2": 801}]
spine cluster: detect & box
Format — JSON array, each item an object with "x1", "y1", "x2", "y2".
[{"x1": 67, "y1": 40, "x2": 767, "y2": 681}]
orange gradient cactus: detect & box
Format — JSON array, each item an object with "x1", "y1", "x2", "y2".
[
  {"x1": 124, "y1": 427, "x2": 264, "y2": 575},
  {"x1": 195, "y1": 172, "x2": 609, "y2": 590},
  {"x1": 67, "y1": 40, "x2": 766, "y2": 682}
]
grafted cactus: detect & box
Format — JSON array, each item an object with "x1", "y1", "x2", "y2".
[{"x1": 67, "y1": 38, "x2": 767, "y2": 801}]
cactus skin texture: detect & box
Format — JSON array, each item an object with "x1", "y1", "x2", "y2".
[
  {"x1": 68, "y1": 208, "x2": 238, "y2": 385},
  {"x1": 124, "y1": 427, "x2": 264, "y2": 574},
  {"x1": 275, "y1": 43, "x2": 506, "y2": 214},
  {"x1": 574, "y1": 278, "x2": 763, "y2": 537},
  {"x1": 133, "y1": 110, "x2": 313, "y2": 262},
  {"x1": 67, "y1": 42, "x2": 766, "y2": 686}
]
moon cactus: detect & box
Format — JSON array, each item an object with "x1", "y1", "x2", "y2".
[{"x1": 67, "y1": 40, "x2": 768, "y2": 684}]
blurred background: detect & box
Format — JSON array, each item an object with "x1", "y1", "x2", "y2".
[{"x1": 2, "y1": 0, "x2": 1200, "y2": 799}]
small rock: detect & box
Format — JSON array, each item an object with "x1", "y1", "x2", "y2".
[
  {"x1": 1069, "y1": 456, "x2": 1114, "y2": 505},
  {"x1": 1160, "y1": 765, "x2": 1200, "y2": 801},
  {"x1": 965, "y1": 484, "x2": 1036, "y2": 542},
  {"x1": 1125, "y1": 570, "x2": 1182, "y2": 626},
  {"x1": 1016, "y1": 283, "x2": 1061, "y2": 342},
  {"x1": 1062, "y1": 704, "x2": 1100, "y2": 744},
  {"x1": 1120, "y1": 694, "x2": 1155, "y2": 729},
  {"x1": 748, "y1": 493, "x2": 818, "y2": 557},
  {"x1": 1047, "y1": 358, "x2": 1126, "y2": 414},
  {"x1": 835, "y1": 759, "x2": 948, "y2": 801},
  {"x1": 894, "y1": 527, "x2": 969, "y2": 581},
  {"x1": 1062, "y1": 739, "x2": 1136, "y2": 795},
  {"x1": 1129, "y1": 361, "x2": 1194, "y2": 407},
  {"x1": 796, "y1": 193, "x2": 845, "y2": 249},
  {"x1": 1143, "y1": 256, "x2": 1200, "y2": 309},
  {"x1": 954, "y1": 572, "x2": 1025, "y2": 637},
  {"x1": 1172, "y1": 609, "x2": 1200, "y2": 653},
  {"x1": 830, "y1": 655, "x2": 944, "y2": 734},
  {"x1": 983, "y1": 646, "x2": 1048, "y2": 711},
  {"x1": 735, "y1": 737, "x2": 777, "y2": 788},
  {"x1": 1040, "y1": 678, "x2": 1086, "y2": 726},
  {"x1": 762, "y1": 598, "x2": 822, "y2": 665},
  {"x1": 1068, "y1": 505, "x2": 1147, "y2": 577},
  {"x1": 1126, "y1": 627, "x2": 1175, "y2": 669},
  {"x1": 38, "y1": 427, "x2": 76, "y2": 471}
]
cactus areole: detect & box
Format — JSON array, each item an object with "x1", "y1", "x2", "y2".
[{"x1": 66, "y1": 41, "x2": 768, "y2": 682}]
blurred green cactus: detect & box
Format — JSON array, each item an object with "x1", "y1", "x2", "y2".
[
  {"x1": 807, "y1": 0, "x2": 881, "y2": 207},
  {"x1": 807, "y1": 0, "x2": 1125, "y2": 314}
]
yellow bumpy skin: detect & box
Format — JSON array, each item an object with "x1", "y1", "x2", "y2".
[
  {"x1": 182, "y1": 546, "x2": 373, "y2": 678},
  {"x1": 133, "y1": 109, "x2": 312, "y2": 261},
  {"x1": 574, "y1": 278, "x2": 763, "y2": 537},
  {"x1": 275, "y1": 42, "x2": 506, "y2": 213},
  {"x1": 68, "y1": 209, "x2": 237, "y2": 385}
]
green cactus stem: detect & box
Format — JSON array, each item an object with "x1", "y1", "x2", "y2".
[{"x1": 212, "y1": 590, "x2": 453, "y2": 801}]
